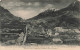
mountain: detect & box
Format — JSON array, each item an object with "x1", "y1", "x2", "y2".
[
  {"x1": 0, "y1": 6, "x2": 22, "y2": 29},
  {"x1": 26, "y1": 0, "x2": 80, "y2": 29},
  {"x1": 0, "y1": 6, "x2": 22, "y2": 22}
]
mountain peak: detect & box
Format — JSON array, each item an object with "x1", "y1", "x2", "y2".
[
  {"x1": 68, "y1": 0, "x2": 80, "y2": 11},
  {"x1": 0, "y1": 6, "x2": 5, "y2": 10},
  {"x1": 0, "y1": 6, "x2": 22, "y2": 23}
]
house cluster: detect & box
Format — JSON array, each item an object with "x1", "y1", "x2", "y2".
[
  {"x1": 51, "y1": 27, "x2": 80, "y2": 43},
  {"x1": 54, "y1": 27, "x2": 80, "y2": 33}
]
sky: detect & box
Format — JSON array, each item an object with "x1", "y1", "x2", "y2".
[{"x1": 0, "y1": 0, "x2": 77, "y2": 19}]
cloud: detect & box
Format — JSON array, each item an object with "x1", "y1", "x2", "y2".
[
  {"x1": 78, "y1": 0, "x2": 80, "y2": 1},
  {"x1": 20, "y1": 0, "x2": 76, "y2": 4},
  {"x1": 11, "y1": 9, "x2": 40, "y2": 19},
  {"x1": 34, "y1": 2, "x2": 40, "y2": 6},
  {"x1": 27, "y1": 2, "x2": 32, "y2": 6},
  {"x1": 1, "y1": 0, "x2": 76, "y2": 19},
  {"x1": 1, "y1": 1, "x2": 25, "y2": 9},
  {"x1": 9, "y1": 4, "x2": 54, "y2": 19},
  {"x1": 25, "y1": 2, "x2": 40, "y2": 7}
]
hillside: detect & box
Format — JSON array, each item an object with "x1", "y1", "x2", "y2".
[
  {"x1": 0, "y1": 6, "x2": 22, "y2": 29},
  {"x1": 0, "y1": 6, "x2": 22, "y2": 22},
  {"x1": 26, "y1": 0, "x2": 80, "y2": 29}
]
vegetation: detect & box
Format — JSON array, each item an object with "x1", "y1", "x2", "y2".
[
  {"x1": 25, "y1": 1, "x2": 80, "y2": 44},
  {"x1": 0, "y1": 1, "x2": 80, "y2": 45}
]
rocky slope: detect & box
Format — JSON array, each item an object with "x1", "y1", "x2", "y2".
[{"x1": 27, "y1": 0, "x2": 80, "y2": 29}]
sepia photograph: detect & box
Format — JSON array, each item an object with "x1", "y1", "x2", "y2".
[{"x1": 0, "y1": 0, "x2": 80, "y2": 50}]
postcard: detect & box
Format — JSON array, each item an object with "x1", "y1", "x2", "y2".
[{"x1": 0, "y1": 0, "x2": 80, "y2": 50}]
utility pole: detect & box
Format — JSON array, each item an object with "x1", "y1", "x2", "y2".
[
  {"x1": 22, "y1": 25, "x2": 28, "y2": 45},
  {"x1": 0, "y1": 0, "x2": 2, "y2": 42},
  {"x1": 0, "y1": 0, "x2": 2, "y2": 29}
]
